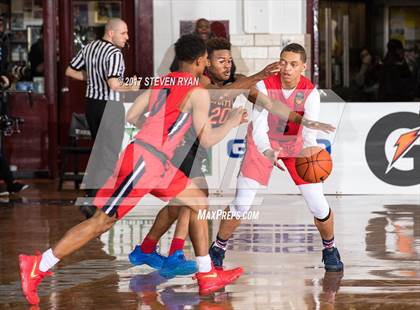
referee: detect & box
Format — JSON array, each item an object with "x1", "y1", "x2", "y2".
[{"x1": 65, "y1": 18, "x2": 139, "y2": 217}]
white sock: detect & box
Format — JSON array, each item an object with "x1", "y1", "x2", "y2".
[
  {"x1": 39, "y1": 249, "x2": 60, "y2": 272},
  {"x1": 196, "y1": 255, "x2": 212, "y2": 273}
]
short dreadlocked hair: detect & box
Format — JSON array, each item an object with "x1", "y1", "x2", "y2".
[
  {"x1": 175, "y1": 34, "x2": 207, "y2": 63},
  {"x1": 206, "y1": 37, "x2": 231, "y2": 57}
]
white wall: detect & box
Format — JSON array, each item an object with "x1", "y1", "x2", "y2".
[
  {"x1": 244, "y1": 0, "x2": 306, "y2": 34},
  {"x1": 153, "y1": 0, "x2": 307, "y2": 75}
]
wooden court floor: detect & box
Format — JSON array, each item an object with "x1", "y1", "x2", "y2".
[{"x1": 0, "y1": 180, "x2": 419, "y2": 309}]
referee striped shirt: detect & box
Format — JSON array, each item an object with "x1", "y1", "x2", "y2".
[{"x1": 70, "y1": 39, "x2": 125, "y2": 101}]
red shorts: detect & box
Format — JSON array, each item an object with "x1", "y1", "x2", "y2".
[
  {"x1": 240, "y1": 137, "x2": 309, "y2": 186},
  {"x1": 93, "y1": 142, "x2": 190, "y2": 219}
]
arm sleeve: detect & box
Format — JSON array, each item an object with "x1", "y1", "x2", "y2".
[
  {"x1": 107, "y1": 51, "x2": 124, "y2": 79},
  {"x1": 252, "y1": 81, "x2": 271, "y2": 153},
  {"x1": 302, "y1": 89, "x2": 320, "y2": 147},
  {"x1": 69, "y1": 49, "x2": 85, "y2": 71}
]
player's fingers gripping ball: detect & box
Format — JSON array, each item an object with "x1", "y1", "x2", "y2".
[{"x1": 295, "y1": 146, "x2": 332, "y2": 183}]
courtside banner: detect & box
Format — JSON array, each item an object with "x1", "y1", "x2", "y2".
[
  {"x1": 217, "y1": 102, "x2": 420, "y2": 195},
  {"x1": 118, "y1": 100, "x2": 419, "y2": 195}
]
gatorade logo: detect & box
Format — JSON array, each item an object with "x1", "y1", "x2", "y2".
[{"x1": 365, "y1": 112, "x2": 420, "y2": 186}]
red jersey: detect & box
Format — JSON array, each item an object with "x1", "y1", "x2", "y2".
[
  {"x1": 246, "y1": 74, "x2": 314, "y2": 157},
  {"x1": 265, "y1": 74, "x2": 314, "y2": 143},
  {"x1": 178, "y1": 81, "x2": 233, "y2": 161},
  {"x1": 135, "y1": 72, "x2": 199, "y2": 159}
]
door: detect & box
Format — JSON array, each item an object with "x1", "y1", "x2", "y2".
[
  {"x1": 57, "y1": 0, "x2": 137, "y2": 147},
  {"x1": 319, "y1": 1, "x2": 366, "y2": 91}
]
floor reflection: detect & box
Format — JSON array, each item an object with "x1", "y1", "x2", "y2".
[
  {"x1": 304, "y1": 271, "x2": 343, "y2": 310},
  {"x1": 129, "y1": 271, "x2": 235, "y2": 309},
  {"x1": 1, "y1": 184, "x2": 420, "y2": 309},
  {"x1": 366, "y1": 204, "x2": 419, "y2": 279}
]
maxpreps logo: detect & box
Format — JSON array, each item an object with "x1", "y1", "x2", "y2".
[{"x1": 365, "y1": 112, "x2": 420, "y2": 186}]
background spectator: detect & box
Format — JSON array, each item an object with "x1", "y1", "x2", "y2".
[
  {"x1": 378, "y1": 39, "x2": 415, "y2": 102},
  {"x1": 354, "y1": 48, "x2": 381, "y2": 101}
]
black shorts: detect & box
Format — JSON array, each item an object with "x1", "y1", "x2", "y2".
[{"x1": 172, "y1": 146, "x2": 206, "y2": 179}]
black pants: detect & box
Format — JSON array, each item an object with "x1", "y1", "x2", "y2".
[
  {"x1": 0, "y1": 94, "x2": 14, "y2": 187},
  {"x1": 0, "y1": 152, "x2": 14, "y2": 187},
  {"x1": 85, "y1": 98, "x2": 107, "y2": 140},
  {"x1": 84, "y1": 98, "x2": 125, "y2": 190}
]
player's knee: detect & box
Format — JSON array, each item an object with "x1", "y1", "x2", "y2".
[
  {"x1": 229, "y1": 202, "x2": 251, "y2": 217},
  {"x1": 189, "y1": 195, "x2": 208, "y2": 211},
  {"x1": 314, "y1": 208, "x2": 331, "y2": 222},
  {"x1": 175, "y1": 194, "x2": 208, "y2": 211},
  {"x1": 303, "y1": 193, "x2": 329, "y2": 219},
  {"x1": 166, "y1": 205, "x2": 179, "y2": 221},
  {"x1": 102, "y1": 215, "x2": 117, "y2": 233},
  {"x1": 229, "y1": 191, "x2": 255, "y2": 217},
  {"x1": 179, "y1": 201, "x2": 208, "y2": 214},
  {"x1": 307, "y1": 201, "x2": 330, "y2": 219},
  {"x1": 92, "y1": 211, "x2": 116, "y2": 235},
  {"x1": 194, "y1": 203, "x2": 208, "y2": 212},
  {"x1": 299, "y1": 184, "x2": 330, "y2": 220}
]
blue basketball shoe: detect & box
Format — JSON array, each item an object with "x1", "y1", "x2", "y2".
[
  {"x1": 209, "y1": 242, "x2": 226, "y2": 268},
  {"x1": 322, "y1": 247, "x2": 344, "y2": 272},
  {"x1": 129, "y1": 245, "x2": 165, "y2": 269},
  {"x1": 159, "y1": 250, "x2": 197, "y2": 279}
]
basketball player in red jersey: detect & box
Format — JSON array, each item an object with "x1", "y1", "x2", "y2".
[
  {"x1": 209, "y1": 43, "x2": 344, "y2": 273},
  {"x1": 128, "y1": 38, "x2": 286, "y2": 278},
  {"x1": 18, "y1": 35, "x2": 249, "y2": 305},
  {"x1": 129, "y1": 38, "x2": 336, "y2": 278}
]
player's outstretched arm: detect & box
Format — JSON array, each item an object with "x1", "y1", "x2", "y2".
[
  {"x1": 220, "y1": 62, "x2": 280, "y2": 89},
  {"x1": 248, "y1": 86, "x2": 292, "y2": 120},
  {"x1": 301, "y1": 118, "x2": 335, "y2": 133},
  {"x1": 204, "y1": 62, "x2": 281, "y2": 100},
  {"x1": 249, "y1": 87, "x2": 335, "y2": 133},
  {"x1": 126, "y1": 89, "x2": 152, "y2": 127},
  {"x1": 190, "y1": 88, "x2": 247, "y2": 148}
]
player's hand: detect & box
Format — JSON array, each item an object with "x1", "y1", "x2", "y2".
[
  {"x1": 227, "y1": 107, "x2": 248, "y2": 127},
  {"x1": 274, "y1": 160, "x2": 285, "y2": 171},
  {"x1": 129, "y1": 75, "x2": 141, "y2": 91},
  {"x1": 302, "y1": 118, "x2": 336, "y2": 133},
  {"x1": 263, "y1": 148, "x2": 284, "y2": 170},
  {"x1": 255, "y1": 61, "x2": 281, "y2": 80}
]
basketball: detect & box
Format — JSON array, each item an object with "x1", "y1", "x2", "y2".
[{"x1": 295, "y1": 146, "x2": 332, "y2": 183}]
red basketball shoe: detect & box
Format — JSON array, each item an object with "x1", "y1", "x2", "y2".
[
  {"x1": 195, "y1": 266, "x2": 243, "y2": 295},
  {"x1": 19, "y1": 251, "x2": 53, "y2": 305}
]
